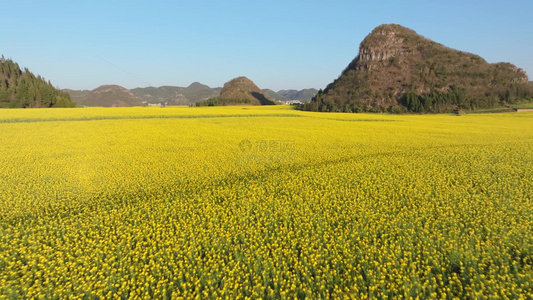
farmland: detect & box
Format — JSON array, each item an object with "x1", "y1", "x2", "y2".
[{"x1": 0, "y1": 106, "x2": 532, "y2": 299}]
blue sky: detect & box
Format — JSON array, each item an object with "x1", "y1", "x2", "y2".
[{"x1": 3, "y1": 0, "x2": 533, "y2": 90}]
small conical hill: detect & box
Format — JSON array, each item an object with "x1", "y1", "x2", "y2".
[{"x1": 197, "y1": 76, "x2": 276, "y2": 106}]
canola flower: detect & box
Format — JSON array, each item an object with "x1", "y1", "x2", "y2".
[{"x1": 0, "y1": 106, "x2": 532, "y2": 299}]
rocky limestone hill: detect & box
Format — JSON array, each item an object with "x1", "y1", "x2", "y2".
[
  {"x1": 72, "y1": 85, "x2": 143, "y2": 107},
  {"x1": 303, "y1": 24, "x2": 533, "y2": 113},
  {"x1": 197, "y1": 77, "x2": 275, "y2": 106}
]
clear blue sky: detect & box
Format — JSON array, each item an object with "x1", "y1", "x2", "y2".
[{"x1": 3, "y1": 0, "x2": 533, "y2": 91}]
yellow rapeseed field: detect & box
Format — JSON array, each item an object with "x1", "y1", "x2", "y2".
[{"x1": 0, "y1": 106, "x2": 532, "y2": 299}]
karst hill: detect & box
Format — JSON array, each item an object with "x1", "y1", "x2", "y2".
[
  {"x1": 196, "y1": 76, "x2": 276, "y2": 106},
  {"x1": 303, "y1": 24, "x2": 533, "y2": 113}
]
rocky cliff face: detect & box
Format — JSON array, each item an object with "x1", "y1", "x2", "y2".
[
  {"x1": 358, "y1": 27, "x2": 407, "y2": 66},
  {"x1": 304, "y1": 24, "x2": 532, "y2": 113}
]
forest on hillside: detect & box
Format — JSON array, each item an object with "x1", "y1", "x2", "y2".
[{"x1": 0, "y1": 56, "x2": 76, "y2": 108}]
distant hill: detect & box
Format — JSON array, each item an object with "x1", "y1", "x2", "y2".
[
  {"x1": 278, "y1": 89, "x2": 318, "y2": 101},
  {"x1": 0, "y1": 56, "x2": 76, "y2": 108},
  {"x1": 70, "y1": 85, "x2": 143, "y2": 107},
  {"x1": 130, "y1": 86, "x2": 187, "y2": 105},
  {"x1": 262, "y1": 89, "x2": 289, "y2": 101},
  {"x1": 262, "y1": 89, "x2": 318, "y2": 102},
  {"x1": 131, "y1": 82, "x2": 219, "y2": 105},
  {"x1": 303, "y1": 24, "x2": 533, "y2": 113},
  {"x1": 196, "y1": 76, "x2": 276, "y2": 106},
  {"x1": 68, "y1": 81, "x2": 316, "y2": 106},
  {"x1": 182, "y1": 82, "x2": 220, "y2": 102},
  {"x1": 64, "y1": 89, "x2": 90, "y2": 104}
]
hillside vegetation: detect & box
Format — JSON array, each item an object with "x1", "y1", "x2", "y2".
[
  {"x1": 302, "y1": 24, "x2": 533, "y2": 113},
  {"x1": 0, "y1": 56, "x2": 76, "y2": 108}
]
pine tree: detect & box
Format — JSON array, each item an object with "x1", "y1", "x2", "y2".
[{"x1": 0, "y1": 55, "x2": 78, "y2": 108}]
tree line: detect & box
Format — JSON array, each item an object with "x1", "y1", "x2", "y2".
[
  {"x1": 0, "y1": 56, "x2": 77, "y2": 108},
  {"x1": 195, "y1": 97, "x2": 252, "y2": 106},
  {"x1": 300, "y1": 83, "x2": 533, "y2": 114}
]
